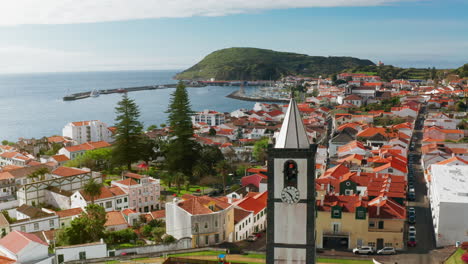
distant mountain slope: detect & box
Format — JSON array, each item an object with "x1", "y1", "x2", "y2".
[
  {"x1": 175, "y1": 47, "x2": 375, "y2": 80},
  {"x1": 454, "y1": 63, "x2": 468, "y2": 78}
]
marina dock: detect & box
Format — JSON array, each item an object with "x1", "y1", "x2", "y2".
[{"x1": 63, "y1": 84, "x2": 181, "y2": 101}]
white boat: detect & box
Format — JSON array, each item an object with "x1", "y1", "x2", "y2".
[{"x1": 90, "y1": 89, "x2": 100, "y2": 97}]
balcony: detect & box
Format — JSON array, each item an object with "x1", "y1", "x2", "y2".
[
  {"x1": 368, "y1": 227, "x2": 403, "y2": 233},
  {"x1": 322, "y1": 230, "x2": 350, "y2": 237}
]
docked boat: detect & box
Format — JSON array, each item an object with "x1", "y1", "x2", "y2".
[{"x1": 90, "y1": 89, "x2": 100, "y2": 97}]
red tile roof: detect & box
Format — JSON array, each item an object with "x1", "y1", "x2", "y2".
[
  {"x1": 435, "y1": 156, "x2": 468, "y2": 165},
  {"x1": 236, "y1": 192, "x2": 267, "y2": 215},
  {"x1": 55, "y1": 208, "x2": 83, "y2": 218},
  {"x1": 234, "y1": 208, "x2": 252, "y2": 224},
  {"x1": 52, "y1": 167, "x2": 88, "y2": 177},
  {"x1": 115, "y1": 178, "x2": 139, "y2": 186},
  {"x1": 149, "y1": 210, "x2": 165, "y2": 219},
  {"x1": 105, "y1": 211, "x2": 128, "y2": 227},
  {"x1": 0, "y1": 256, "x2": 15, "y2": 264},
  {"x1": 52, "y1": 154, "x2": 70, "y2": 162},
  {"x1": 0, "y1": 230, "x2": 48, "y2": 254},
  {"x1": 178, "y1": 196, "x2": 232, "y2": 215},
  {"x1": 368, "y1": 197, "x2": 406, "y2": 219}
]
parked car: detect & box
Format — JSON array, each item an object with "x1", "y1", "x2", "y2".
[
  {"x1": 407, "y1": 236, "x2": 417, "y2": 247},
  {"x1": 408, "y1": 207, "x2": 415, "y2": 216},
  {"x1": 408, "y1": 214, "x2": 416, "y2": 224},
  {"x1": 352, "y1": 246, "x2": 374, "y2": 254},
  {"x1": 377, "y1": 247, "x2": 396, "y2": 255},
  {"x1": 253, "y1": 232, "x2": 262, "y2": 238},
  {"x1": 247, "y1": 234, "x2": 258, "y2": 242},
  {"x1": 409, "y1": 226, "x2": 416, "y2": 236},
  {"x1": 408, "y1": 192, "x2": 415, "y2": 201}
]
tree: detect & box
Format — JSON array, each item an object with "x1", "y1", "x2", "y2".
[
  {"x1": 65, "y1": 148, "x2": 113, "y2": 171},
  {"x1": 58, "y1": 204, "x2": 106, "y2": 245},
  {"x1": 147, "y1": 124, "x2": 158, "y2": 131},
  {"x1": 112, "y1": 94, "x2": 144, "y2": 170},
  {"x1": 215, "y1": 160, "x2": 231, "y2": 195},
  {"x1": 164, "y1": 82, "x2": 199, "y2": 178},
  {"x1": 83, "y1": 178, "x2": 103, "y2": 204},
  {"x1": 253, "y1": 137, "x2": 269, "y2": 163},
  {"x1": 152, "y1": 227, "x2": 166, "y2": 243},
  {"x1": 162, "y1": 234, "x2": 176, "y2": 244},
  {"x1": 208, "y1": 127, "x2": 217, "y2": 136},
  {"x1": 311, "y1": 88, "x2": 319, "y2": 97},
  {"x1": 455, "y1": 101, "x2": 467, "y2": 112}
]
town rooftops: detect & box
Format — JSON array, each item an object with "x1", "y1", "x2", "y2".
[
  {"x1": 105, "y1": 211, "x2": 128, "y2": 227},
  {"x1": 51, "y1": 154, "x2": 70, "y2": 162},
  {"x1": 16, "y1": 204, "x2": 54, "y2": 219},
  {"x1": 114, "y1": 178, "x2": 139, "y2": 186},
  {"x1": 0, "y1": 230, "x2": 48, "y2": 254},
  {"x1": 236, "y1": 192, "x2": 267, "y2": 215},
  {"x1": 79, "y1": 186, "x2": 126, "y2": 202},
  {"x1": 177, "y1": 196, "x2": 232, "y2": 215},
  {"x1": 275, "y1": 98, "x2": 310, "y2": 149},
  {"x1": 234, "y1": 208, "x2": 252, "y2": 224},
  {"x1": 64, "y1": 141, "x2": 111, "y2": 153},
  {"x1": 54, "y1": 208, "x2": 83, "y2": 218},
  {"x1": 52, "y1": 166, "x2": 89, "y2": 177}
]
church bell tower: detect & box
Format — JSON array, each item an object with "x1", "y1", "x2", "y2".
[{"x1": 266, "y1": 98, "x2": 317, "y2": 264}]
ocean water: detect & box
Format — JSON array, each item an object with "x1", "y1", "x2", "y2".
[{"x1": 0, "y1": 70, "x2": 256, "y2": 141}]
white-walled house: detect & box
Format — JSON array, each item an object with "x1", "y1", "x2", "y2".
[
  {"x1": 56, "y1": 240, "x2": 107, "y2": 263},
  {"x1": 62, "y1": 120, "x2": 113, "y2": 144},
  {"x1": 9, "y1": 205, "x2": 60, "y2": 234},
  {"x1": 233, "y1": 208, "x2": 254, "y2": 242},
  {"x1": 0, "y1": 230, "x2": 52, "y2": 264},
  {"x1": 191, "y1": 110, "x2": 226, "y2": 126},
  {"x1": 71, "y1": 186, "x2": 128, "y2": 212},
  {"x1": 111, "y1": 173, "x2": 161, "y2": 213},
  {"x1": 166, "y1": 196, "x2": 235, "y2": 248},
  {"x1": 235, "y1": 192, "x2": 267, "y2": 233},
  {"x1": 58, "y1": 141, "x2": 111, "y2": 160},
  {"x1": 428, "y1": 165, "x2": 468, "y2": 247}
]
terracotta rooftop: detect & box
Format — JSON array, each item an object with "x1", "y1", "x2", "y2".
[
  {"x1": 55, "y1": 208, "x2": 83, "y2": 218},
  {"x1": 234, "y1": 208, "x2": 252, "y2": 224},
  {"x1": 105, "y1": 211, "x2": 128, "y2": 227},
  {"x1": 52, "y1": 167, "x2": 88, "y2": 177},
  {"x1": 0, "y1": 230, "x2": 48, "y2": 254}
]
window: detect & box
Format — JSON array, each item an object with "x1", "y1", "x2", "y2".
[
  {"x1": 388, "y1": 168, "x2": 393, "y2": 173},
  {"x1": 205, "y1": 235, "x2": 209, "y2": 245},
  {"x1": 106, "y1": 201, "x2": 112, "y2": 208},
  {"x1": 283, "y1": 160, "x2": 298, "y2": 187},
  {"x1": 79, "y1": 251, "x2": 86, "y2": 260},
  {"x1": 58, "y1": 254, "x2": 64, "y2": 264},
  {"x1": 150, "y1": 196, "x2": 153, "y2": 201},
  {"x1": 124, "y1": 197, "x2": 128, "y2": 202},
  {"x1": 49, "y1": 220, "x2": 55, "y2": 227},
  {"x1": 145, "y1": 197, "x2": 148, "y2": 202},
  {"x1": 331, "y1": 206, "x2": 342, "y2": 219},
  {"x1": 385, "y1": 242, "x2": 393, "y2": 247},
  {"x1": 378, "y1": 221, "x2": 384, "y2": 229},
  {"x1": 139, "y1": 190, "x2": 142, "y2": 195},
  {"x1": 99, "y1": 203, "x2": 103, "y2": 207},
  {"x1": 345, "y1": 189, "x2": 353, "y2": 195},
  {"x1": 117, "y1": 199, "x2": 122, "y2": 204},
  {"x1": 368, "y1": 242, "x2": 376, "y2": 247},
  {"x1": 332, "y1": 223, "x2": 340, "y2": 233},
  {"x1": 133, "y1": 200, "x2": 136, "y2": 206},
  {"x1": 215, "y1": 234, "x2": 220, "y2": 243},
  {"x1": 215, "y1": 220, "x2": 218, "y2": 227},
  {"x1": 20, "y1": 225, "x2": 26, "y2": 232},
  {"x1": 139, "y1": 198, "x2": 142, "y2": 203},
  {"x1": 369, "y1": 221, "x2": 375, "y2": 228},
  {"x1": 33, "y1": 223, "x2": 39, "y2": 230}
]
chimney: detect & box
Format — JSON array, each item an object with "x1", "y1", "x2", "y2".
[
  {"x1": 228, "y1": 196, "x2": 233, "y2": 204},
  {"x1": 376, "y1": 203, "x2": 380, "y2": 216},
  {"x1": 320, "y1": 195, "x2": 325, "y2": 206},
  {"x1": 357, "y1": 168, "x2": 361, "y2": 176},
  {"x1": 452, "y1": 152, "x2": 455, "y2": 158},
  {"x1": 246, "y1": 186, "x2": 249, "y2": 192}
]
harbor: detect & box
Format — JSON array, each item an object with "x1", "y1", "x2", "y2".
[
  {"x1": 226, "y1": 86, "x2": 290, "y2": 103},
  {"x1": 62, "y1": 80, "x2": 277, "y2": 101}
]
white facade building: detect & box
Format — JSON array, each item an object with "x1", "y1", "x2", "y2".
[
  {"x1": 191, "y1": 110, "x2": 225, "y2": 126},
  {"x1": 62, "y1": 120, "x2": 113, "y2": 145},
  {"x1": 56, "y1": 240, "x2": 107, "y2": 263},
  {"x1": 428, "y1": 165, "x2": 468, "y2": 247}
]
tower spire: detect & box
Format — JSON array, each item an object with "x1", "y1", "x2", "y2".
[{"x1": 274, "y1": 97, "x2": 310, "y2": 149}]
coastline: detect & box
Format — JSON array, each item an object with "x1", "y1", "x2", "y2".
[{"x1": 226, "y1": 89, "x2": 289, "y2": 103}]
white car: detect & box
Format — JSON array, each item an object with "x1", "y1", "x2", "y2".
[
  {"x1": 246, "y1": 234, "x2": 257, "y2": 242},
  {"x1": 409, "y1": 226, "x2": 416, "y2": 236},
  {"x1": 352, "y1": 246, "x2": 374, "y2": 254},
  {"x1": 377, "y1": 247, "x2": 396, "y2": 255}
]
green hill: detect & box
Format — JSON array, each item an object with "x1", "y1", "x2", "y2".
[
  {"x1": 343, "y1": 65, "x2": 440, "y2": 81},
  {"x1": 175, "y1": 47, "x2": 375, "y2": 80},
  {"x1": 454, "y1": 63, "x2": 468, "y2": 77}
]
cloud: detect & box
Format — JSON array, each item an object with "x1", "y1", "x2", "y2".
[{"x1": 1, "y1": 0, "x2": 413, "y2": 26}]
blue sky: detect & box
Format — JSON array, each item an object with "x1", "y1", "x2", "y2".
[{"x1": 0, "y1": 0, "x2": 467, "y2": 73}]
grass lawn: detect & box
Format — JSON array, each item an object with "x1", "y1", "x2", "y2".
[
  {"x1": 105, "y1": 261, "x2": 120, "y2": 264},
  {"x1": 169, "y1": 250, "x2": 226, "y2": 257},
  {"x1": 162, "y1": 185, "x2": 209, "y2": 196},
  {"x1": 131, "y1": 257, "x2": 149, "y2": 261},
  {"x1": 444, "y1": 248, "x2": 466, "y2": 264}
]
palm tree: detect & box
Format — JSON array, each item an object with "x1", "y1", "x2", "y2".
[
  {"x1": 34, "y1": 167, "x2": 50, "y2": 181},
  {"x1": 215, "y1": 160, "x2": 231, "y2": 195},
  {"x1": 27, "y1": 171, "x2": 38, "y2": 183},
  {"x1": 83, "y1": 178, "x2": 103, "y2": 204},
  {"x1": 173, "y1": 172, "x2": 185, "y2": 194}
]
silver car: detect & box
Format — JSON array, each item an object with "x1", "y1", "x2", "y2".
[{"x1": 377, "y1": 247, "x2": 396, "y2": 255}]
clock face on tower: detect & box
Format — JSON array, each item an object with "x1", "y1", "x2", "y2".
[{"x1": 281, "y1": 186, "x2": 300, "y2": 204}]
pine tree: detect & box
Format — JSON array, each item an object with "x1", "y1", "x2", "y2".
[
  {"x1": 112, "y1": 94, "x2": 144, "y2": 170},
  {"x1": 164, "y1": 81, "x2": 199, "y2": 178}
]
